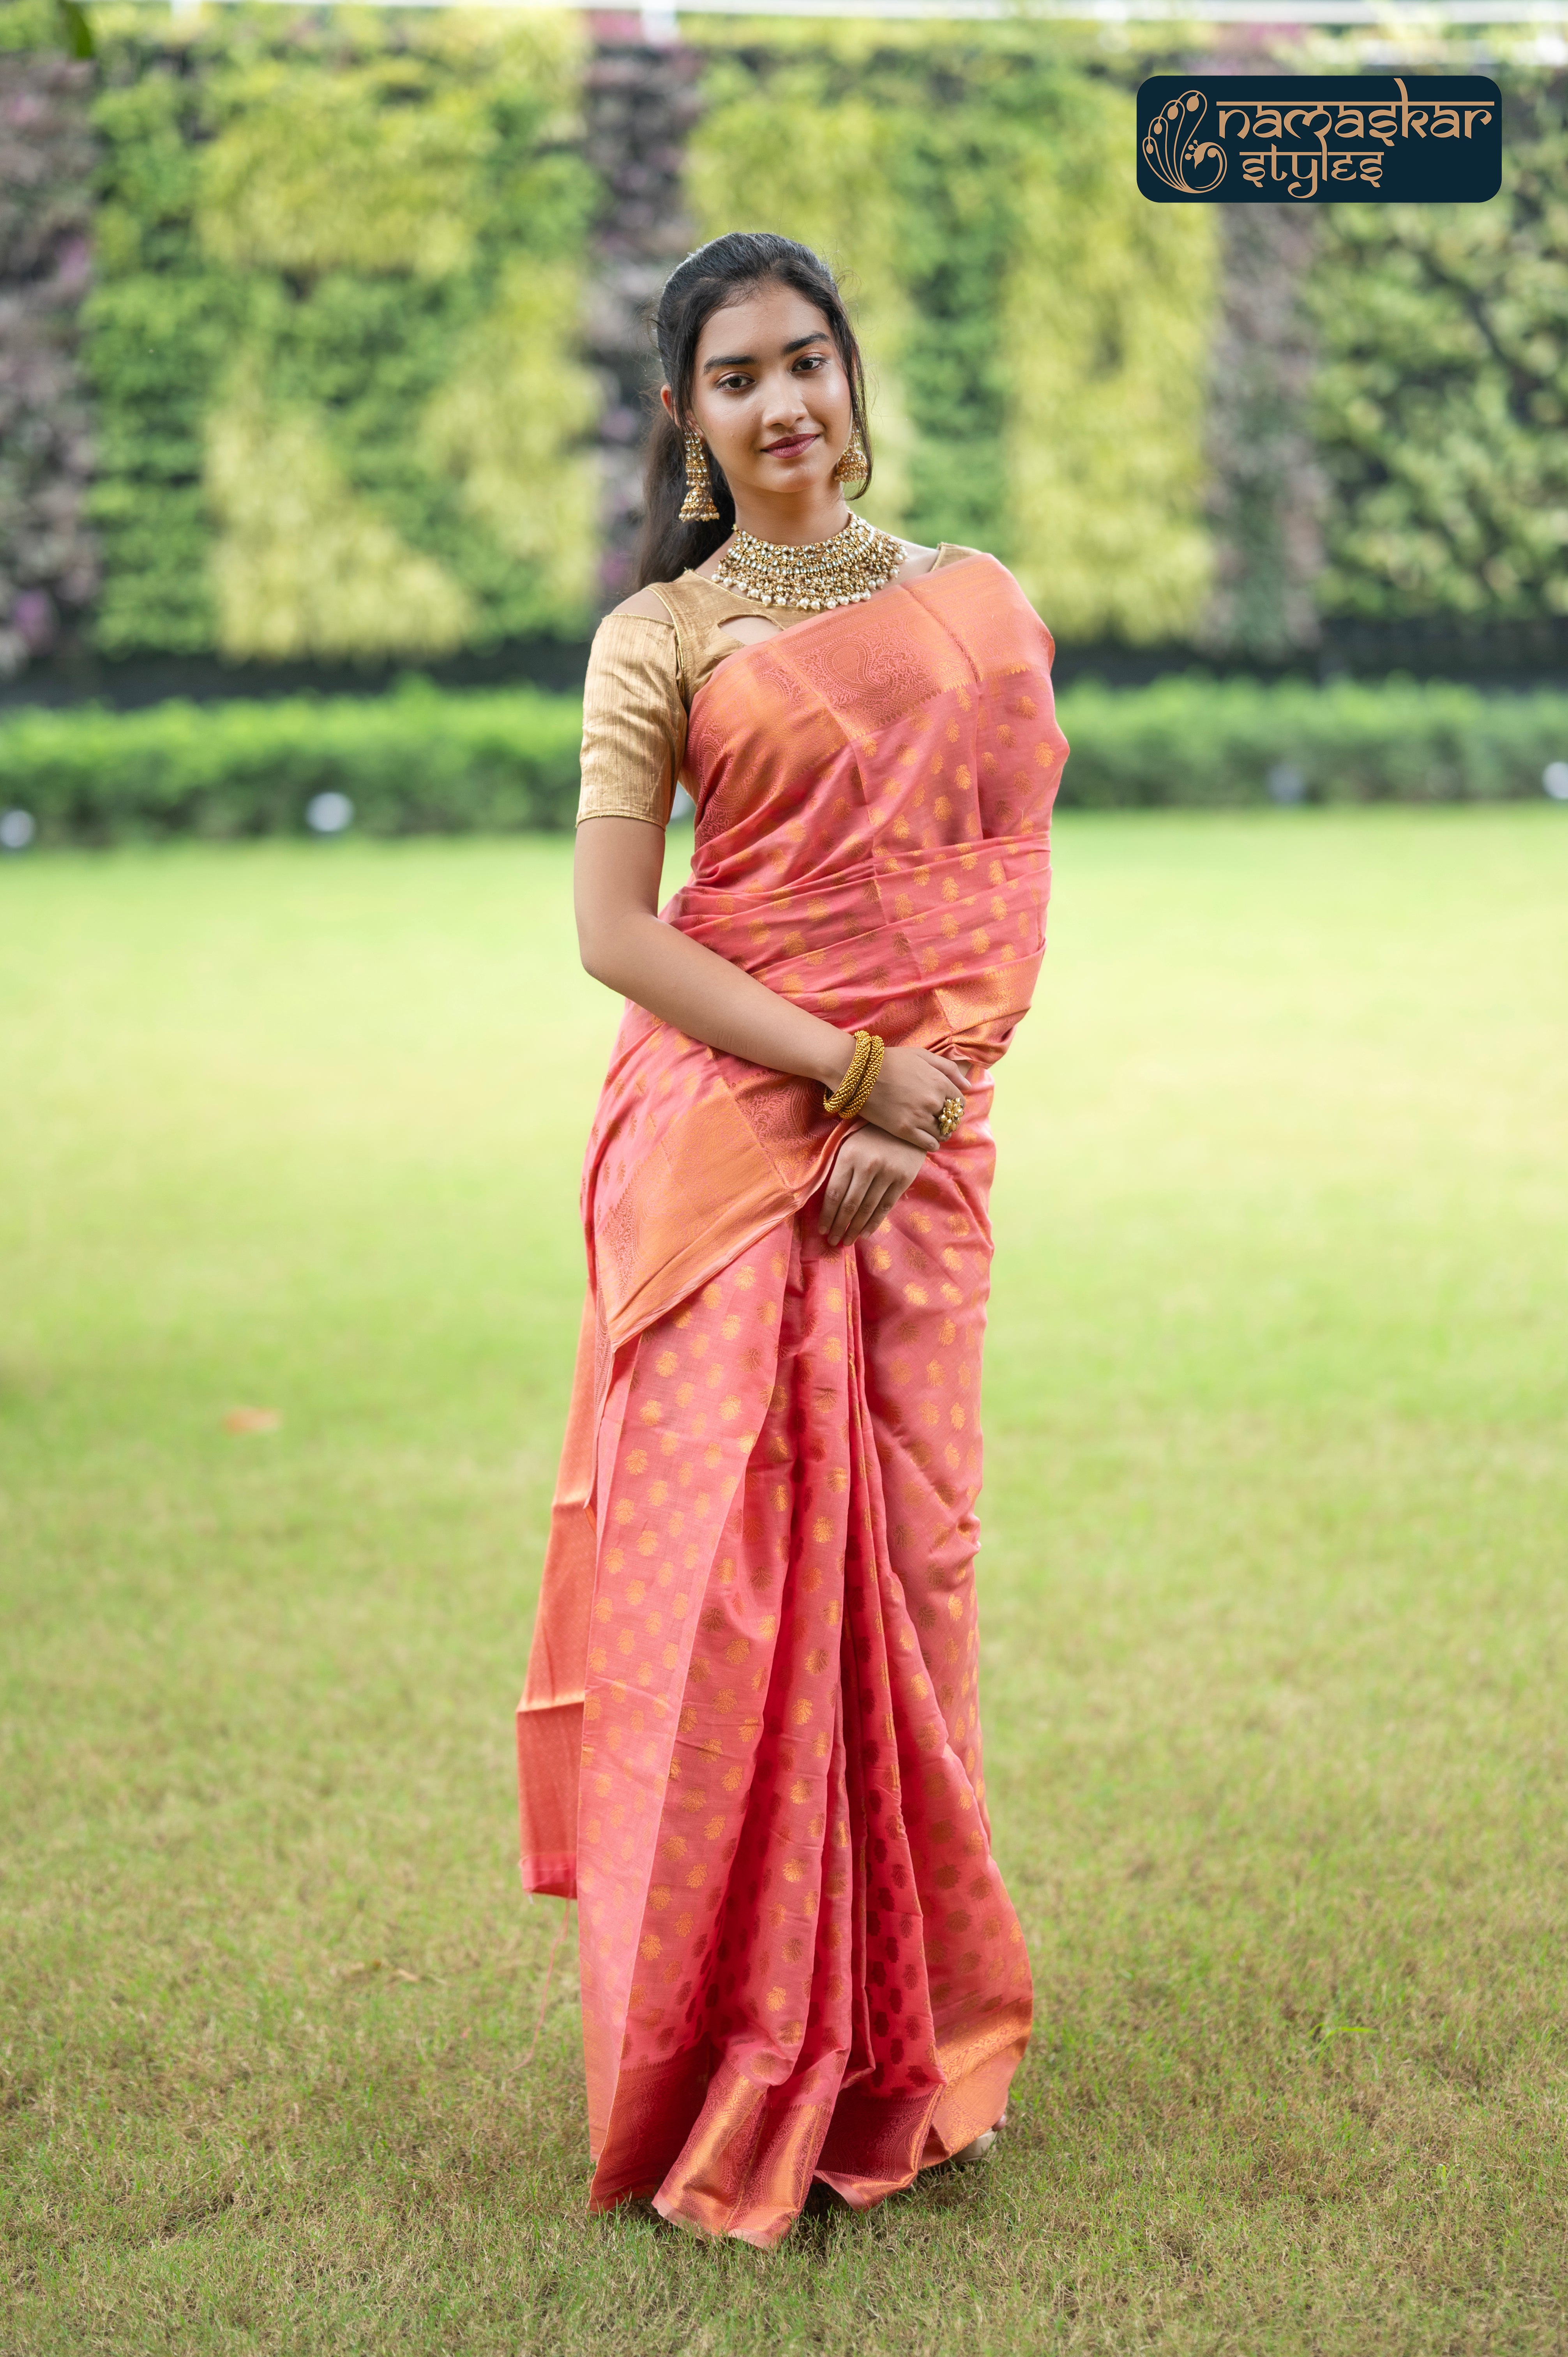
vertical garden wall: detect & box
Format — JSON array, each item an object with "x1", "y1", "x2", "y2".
[
  {"x1": 1311, "y1": 74, "x2": 1568, "y2": 636},
  {"x1": 0, "y1": 1, "x2": 1563, "y2": 682},
  {"x1": 2, "y1": 0, "x2": 602, "y2": 671},
  {"x1": 0, "y1": 43, "x2": 98, "y2": 673}
]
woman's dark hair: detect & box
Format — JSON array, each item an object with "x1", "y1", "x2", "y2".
[{"x1": 635, "y1": 231, "x2": 873, "y2": 590}]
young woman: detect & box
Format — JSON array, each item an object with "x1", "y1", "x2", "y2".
[{"x1": 517, "y1": 231, "x2": 1066, "y2": 2247}]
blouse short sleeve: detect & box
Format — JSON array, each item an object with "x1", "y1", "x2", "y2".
[{"x1": 575, "y1": 611, "x2": 688, "y2": 829}]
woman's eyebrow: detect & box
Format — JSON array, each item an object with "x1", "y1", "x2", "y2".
[{"x1": 702, "y1": 333, "x2": 829, "y2": 373}]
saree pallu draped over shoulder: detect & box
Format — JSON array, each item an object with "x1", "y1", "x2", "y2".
[{"x1": 517, "y1": 555, "x2": 1066, "y2": 2247}]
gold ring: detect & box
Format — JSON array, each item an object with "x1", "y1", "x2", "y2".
[{"x1": 936, "y1": 1095, "x2": 963, "y2": 1142}]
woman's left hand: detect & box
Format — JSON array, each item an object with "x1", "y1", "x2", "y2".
[
  {"x1": 858, "y1": 1044, "x2": 971, "y2": 1152},
  {"x1": 819, "y1": 1124, "x2": 926, "y2": 1249}
]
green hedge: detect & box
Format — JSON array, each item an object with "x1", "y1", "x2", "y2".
[
  {"x1": 1055, "y1": 675, "x2": 1568, "y2": 808},
  {"x1": 2, "y1": 675, "x2": 1565, "y2": 843},
  {"x1": 0, "y1": 680, "x2": 583, "y2": 841}
]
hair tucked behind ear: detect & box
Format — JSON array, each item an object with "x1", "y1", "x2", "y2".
[{"x1": 635, "y1": 231, "x2": 873, "y2": 592}]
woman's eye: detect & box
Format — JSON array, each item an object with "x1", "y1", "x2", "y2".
[{"x1": 795, "y1": 355, "x2": 827, "y2": 373}]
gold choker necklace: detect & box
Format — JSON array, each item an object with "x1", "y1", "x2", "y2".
[{"x1": 710, "y1": 514, "x2": 905, "y2": 612}]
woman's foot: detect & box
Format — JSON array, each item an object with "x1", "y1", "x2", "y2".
[{"x1": 949, "y1": 2110, "x2": 1007, "y2": 2169}]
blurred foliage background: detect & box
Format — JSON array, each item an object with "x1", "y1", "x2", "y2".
[
  {"x1": 1311, "y1": 72, "x2": 1568, "y2": 630},
  {"x1": 85, "y1": 5, "x2": 598, "y2": 662},
  {"x1": 0, "y1": 0, "x2": 1564, "y2": 681},
  {"x1": 2, "y1": 0, "x2": 601, "y2": 670}
]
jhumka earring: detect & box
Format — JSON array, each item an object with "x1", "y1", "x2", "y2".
[
  {"x1": 678, "y1": 427, "x2": 720, "y2": 522},
  {"x1": 833, "y1": 421, "x2": 869, "y2": 488}
]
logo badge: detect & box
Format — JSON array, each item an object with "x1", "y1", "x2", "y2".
[{"x1": 1137, "y1": 76, "x2": 1501, "y2": 204}]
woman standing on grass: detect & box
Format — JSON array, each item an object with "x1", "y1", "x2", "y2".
[{"x1": 516, "y1": 231, "x2": 1065, "y2": 2247}]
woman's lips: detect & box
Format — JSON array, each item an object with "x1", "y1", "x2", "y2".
[{"x1": 762, "y1": 432, "x2": 818, "y2": 458}]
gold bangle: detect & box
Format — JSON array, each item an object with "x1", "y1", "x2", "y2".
[
  {"x1": 835, "y1": 1032, "x2": 884, "y2": 1122},
  {"x1": 824, "y1": 1030, "x2": 874, "y2": 1117}
]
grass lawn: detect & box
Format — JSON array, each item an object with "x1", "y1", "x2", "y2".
[{"x1": 3, "y1": 809, "x2": 1567, "y2": 2355}]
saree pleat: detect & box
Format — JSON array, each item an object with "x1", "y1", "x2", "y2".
[{"x1": 518, "y1": 555, "x2": 1063, "y2": 2245}]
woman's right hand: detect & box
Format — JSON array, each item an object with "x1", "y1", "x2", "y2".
[
  {"x1": 856, "y1": 1044, "x2": 971, "y2": 1152},
  {"x1": 819, "y1": 1124, "x2": 927, "y2": 1248}
]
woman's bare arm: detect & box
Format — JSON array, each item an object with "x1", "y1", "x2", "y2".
[
  {"x1": 574, "y1": 816, "x2": 968, "y2": 1157},
  {"x1": 576, "y1": 815, "x2": 856, "y2": 1092}
]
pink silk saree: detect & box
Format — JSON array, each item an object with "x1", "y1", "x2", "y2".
[{"x1": 517, "y1": 553, "x2": 1066, "y2": 2247}]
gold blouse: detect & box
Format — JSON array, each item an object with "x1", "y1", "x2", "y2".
[{"x1": 575, "y1": 544, "x2": 984, "y2": 828}]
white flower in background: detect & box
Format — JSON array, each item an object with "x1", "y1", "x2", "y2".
[{"x1": 0, "y1": 809, "x2": 36, "y2": 852}]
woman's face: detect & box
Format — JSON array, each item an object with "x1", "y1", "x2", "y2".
[{"x1": 677, "y1": 280, "x2": 853, "y2": 509}]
